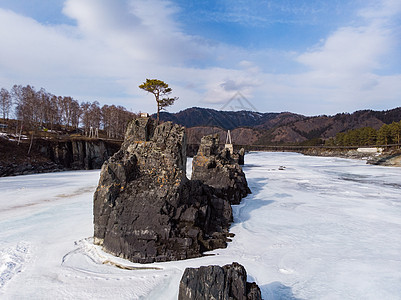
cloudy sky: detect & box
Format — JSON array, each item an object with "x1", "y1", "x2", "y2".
[{"x1": 0, "y1": 0, "x2": 400, "y2": 115}]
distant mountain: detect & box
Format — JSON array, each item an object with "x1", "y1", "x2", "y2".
[
  {"x1": 279, "y1": 108, "x2": 401, "y2": 143},
  {"x1": 158, "y1": 107, "x2": 401, "y2": 145},
  {"x1": 158, "y1": 107, "x2": 303, "y2": 130}
]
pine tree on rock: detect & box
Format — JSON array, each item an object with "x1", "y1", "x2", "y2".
[{"x1": 139, "y1": 79, "x2": 178, "y2": 123}]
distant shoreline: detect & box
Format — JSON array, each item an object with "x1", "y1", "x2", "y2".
[{"x1": 248, "y1": 147, "x2": 401, "y2": 167}]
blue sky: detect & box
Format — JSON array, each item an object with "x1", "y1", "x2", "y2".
[{"x1": 0, "y1": 0, "x2": 400, "y2": 115}]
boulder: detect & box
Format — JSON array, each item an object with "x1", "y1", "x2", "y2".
[
  {"x1": 178, "y1": 262, "x2": 262, "y2": 300},
  {"x1": 93, "y1": 118, "x2": 233, "y2": 263},
  {"x1": 192, "y1": 135, "x2": 250, "y2": 205}
]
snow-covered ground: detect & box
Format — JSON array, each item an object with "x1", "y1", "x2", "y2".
[{"x1": 1, "y1": 152, "x2": 401, "y2": 299}]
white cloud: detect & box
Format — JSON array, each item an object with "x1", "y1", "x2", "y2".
[
  {"x1": 62, "y1": 0, "x2": 216, "y2": 66},
  {"x1": 284, "y1": 0, "x2": 401, "y2": 114},
  {"x1": 297, "y1": 26, "x2": 389, "y2": 74},
  {"x1": 0, "y1": 0, "x2": 263, "y2": 113},
  {"x1": 0, "y1": 0, "x2": 400, "y2": 116},
  {"x1": 358, "y1": 0, "x2": 401, "y2": 21}
]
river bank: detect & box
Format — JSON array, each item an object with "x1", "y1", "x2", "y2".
[{"x1": 299, "y1": 147, "x2": 401, "y2": 167}]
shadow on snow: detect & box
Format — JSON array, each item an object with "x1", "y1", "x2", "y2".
[{"x1": 261, "y1": 282, "x2": 304, "y2": 300}]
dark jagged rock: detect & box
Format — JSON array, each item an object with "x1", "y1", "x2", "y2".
[
  {"x1": 93, "y1": 118, "x2": 233, "y2": 263},
  {"x1": 232, "y1": 147, "x2": 245, "y2": 165},
  {"x1": 191, "y1": 135, "x2": 250, "y2": 205},
  {"x1": 178, "y1": 262, "x2": 262, "y2": 300}
]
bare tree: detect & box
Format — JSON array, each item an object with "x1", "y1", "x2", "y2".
[
  {"x1": 3, "y1": 84, "x2": 137, "y2": 138},
  {"x1": 70, "y1": 99, "x2": 81, "y2": 129},
  {"x1": 89, "y1": 101, "x2": 101, "y2": 129},
  {"x1": 13, "y1": 85, "x2": 36, "y2": 128},
  {"x1": 10, "y1": 85, "x2": 23, "y2": 109},
  {"x1": 116, "y1": 106, "x2": 136, "y2": 137},
  {"x1": 80, "y1": 101, "x2": 91, "y2": 135},
  {"x1": 0, "y1": 88, "x2": 12, "y2": 120},
  {"x1": 35, "y1": 88, "x2": 49, "y2": 127},
  {"x1": 101, "y1": 104, "x2": 111, "y2": 137},
  {"x1": 47, "y1": 94, "x2": 61, "y2": 131},
  {"x1": 59, "y1": 96, "x2": 72, "y2": 127},
  {"x1": 101, "y1": 104, "x2": 135, "y2": 139}
]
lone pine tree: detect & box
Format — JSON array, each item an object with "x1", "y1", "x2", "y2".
[{"x1": 139, "y1": 79, "x2": 178, "y2": 123}]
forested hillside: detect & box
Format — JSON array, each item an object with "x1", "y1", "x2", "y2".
[{"x1": 328, "y1": 121, "x2": 401, "y2": 146}]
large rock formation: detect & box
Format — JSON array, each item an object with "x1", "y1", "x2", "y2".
[
  {"x1": 178, "y1": 262, "x2": 262, "y2": 300},
  {"x1": 192, "y1": 134, "x2": 250, "y2": 205},
  {"x1": 93, "y1": 118, "x2": 233, "y2": 263}
]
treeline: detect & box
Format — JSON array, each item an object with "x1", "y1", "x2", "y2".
[
  {"x1": 326, "y1": 121, "x2": 401, "y2": 146},
  {"x1": 0, "y1": 85, "x2": 136, "y2": 138}
]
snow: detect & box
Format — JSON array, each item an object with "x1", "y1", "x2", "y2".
[{"x1": 1, "y1": 152, "x2": 401, "y2": 299}]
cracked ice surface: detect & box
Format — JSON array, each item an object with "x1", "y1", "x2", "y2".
[{"x1": 1, "y1": 153, "x2": 401, "y2": 299}]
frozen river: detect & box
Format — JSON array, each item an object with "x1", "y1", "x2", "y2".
[{"x1": 1, "y1": 152, "x2": 401, "y2": 299}]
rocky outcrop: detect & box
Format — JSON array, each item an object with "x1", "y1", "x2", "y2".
[
  {"x1": 178, "y1": 262, "x2": 262, "y2": 300},
  {"x1": 41, "y1": 139, "x2": 119, "y2": 170},
  {"x1": 93, "y1": 118, "x2": 234, "y2": 263},
  {"x1": 232, "y1": 148, "x2": 245, "y2": 165},
  {"x1": 192, "y1": 135, "x2": 250, "y2": 205},
  {"x1": 0, "y1": 136, "x2": 120, "y2": 177}
]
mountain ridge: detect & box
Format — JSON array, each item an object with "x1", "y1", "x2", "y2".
[{"x1": 158, "y1": 107, "x2": 401, "y2": 144}]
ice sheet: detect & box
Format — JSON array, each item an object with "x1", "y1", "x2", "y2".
[{"x1": 1, "y1": 153, "x2": 401, "y2": 299}]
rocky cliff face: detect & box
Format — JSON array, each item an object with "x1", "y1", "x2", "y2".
[
  {"x1": 93, "y1": 118, "x2": 235, "y2": 263},
  {"x1": 178, "y1": 262, "x2": 262, "y2": 300},
  {"x1": 43, "y1": 139, "x2": 118, "y2": 170},
  {"x1": 0, "y1": 136, "x2": 120, "y2": 177},
  {"x1": 192, "y1": 135, "x2": 250, "y2": 205}
]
